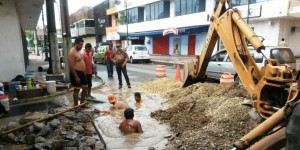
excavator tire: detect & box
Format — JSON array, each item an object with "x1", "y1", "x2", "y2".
[{"x1": 286, "y1": 102, "x2": 300, "y2": 150}]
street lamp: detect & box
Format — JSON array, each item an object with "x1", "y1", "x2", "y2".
[
  {"x1": 115, "y1": 0, "x2": 129, "y2": 46},
  {"x1": 124, "y1": 0, "x2": 129, "y2": 46},
  {"x1": 247, "y1": 0, "x2": 250, "y2": 23}
]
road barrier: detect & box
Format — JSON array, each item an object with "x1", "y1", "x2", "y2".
[
  {"x1": 156, "y1": 65, "x2": 166, "y2": 78},
  {"x1": 220, "y1": 72, "x2": 234, "y2": 86}
]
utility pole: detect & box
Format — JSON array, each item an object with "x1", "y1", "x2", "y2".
[
  {"x1": 46, "y1": 0, "x2": 61, "y2": 74},
  {"x1": 60, "y1": 0, "x2": 72, "y2": 81},
  {"x1": 35, "y1": 28, "x2": 40, "y2": 56},
  {"x1": 33, "y1": 30, "x2": 38, "y2": 54},
  {"x1": 41, "y1": 4, "x2": 48, "y2": 61}
]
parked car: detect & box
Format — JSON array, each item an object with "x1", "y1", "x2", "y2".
[
  {"x1": 125, "y1": 45, "x2": 151, "y2": 63},
  {"x1": 206, "y1": 46, "x2": 297, "y2": 81},
  {"x1": 93, "y1": 45, "x2": 115, "y2": 64}
]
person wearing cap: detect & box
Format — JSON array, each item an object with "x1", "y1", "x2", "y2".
[
  {"x1": 119, "y1": 108, "x2": 143, "y2": 134},
  {"x1": 108, "y1": 94, "x2": 129, "y2": 109},
  {"x1": 110, "y1": 44, "x2": 131, "y2": 89}
]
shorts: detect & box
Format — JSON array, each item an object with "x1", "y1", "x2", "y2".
[
  {"x1": 70, "y1": 70, "x2": 88, "y2": 87},
  {"x1": 86, "y1": 74, "x2": 92, "y2": 88}
]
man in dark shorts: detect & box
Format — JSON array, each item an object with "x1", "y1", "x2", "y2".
[
  {"x1": 68, "y1": 37, "x2": 88, "y2": 106},
  {"x1": 119, "y1": 108, "x2": 143, "y2": 134},
  {"x1": 82, "y1": 43, "x2": 95, "y2": 98}
]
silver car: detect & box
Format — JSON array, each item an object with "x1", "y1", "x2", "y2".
[{"x1": 206, "y1": 46, "x2": 297, "y2": 81}]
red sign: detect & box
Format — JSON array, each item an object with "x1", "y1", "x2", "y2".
[{"x1": 163, "y1": 28, "x2": 178, "y2": 36}]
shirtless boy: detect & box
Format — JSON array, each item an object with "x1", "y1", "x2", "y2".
[
  {"x1": 119, "y1": 108, "x2": 143, "y2": 134},
  {"x1": 108, "y1": 94, "x2": 129, "y2": 109},
  {"x1": 68, "y1": 37, "x2": 88, "y2": 106}
]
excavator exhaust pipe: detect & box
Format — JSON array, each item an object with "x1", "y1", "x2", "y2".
[{"x1": 183, "y1": 61, "x2": 206, "y2": 87}]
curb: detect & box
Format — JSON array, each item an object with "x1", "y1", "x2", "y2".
[{"x1": 150, "y1": 60, "x2": 184, "y2": 68}]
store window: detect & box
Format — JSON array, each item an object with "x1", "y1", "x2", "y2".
[
  {"x1": 126, "y1": 7, "x2": 144, "y2": 24},
  {"x1": 85, "y1": 20, "x2": 95, "y2": 28},
  {"x1": 175, "y1": 0, "x2": 206, "y2": 16},
  {"x1": 231, "y1": 0, "x2": 268, "y2": 6},
  {"x1": 145, "y1": 1, "x2": 170, "y2": 21}
]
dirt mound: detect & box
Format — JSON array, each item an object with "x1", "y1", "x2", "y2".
[{"x1": 143, "y1": 78, "x2": 258, "y2": 149}]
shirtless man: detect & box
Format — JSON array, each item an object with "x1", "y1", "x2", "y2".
[
  {"x1": 108, "y1": 94, "x2": 129, "y2": 109},
  {"x1": 119, "y1": 108, "x2": 143, "y2": 134},
  {"x1": 134, "y1": 92, "x2": 142, "y2": 103},
  {"x1": 68, "y1": 37, "x2": 88, "y2": 106}
]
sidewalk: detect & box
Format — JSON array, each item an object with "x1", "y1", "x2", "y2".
[
  {"x1": 150, "y1": 54, "x2": 197, "y2": 67},
  {"x1": 26, "y1": 52, "x2": 48, "y2": 72}
]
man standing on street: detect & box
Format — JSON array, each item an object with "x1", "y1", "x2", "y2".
[
  {"x1": 105, "y1": 44, "x2": 115, "y2": 78},
  {"x1": 68, "y1": 37, "x2": 88, "y2": 106},
  {"x1": 82, "y1": 43, "x2": 95, "y2": 99},
  {"x1": 111, "y1": 44, "x2": 131, "y2": 89}
]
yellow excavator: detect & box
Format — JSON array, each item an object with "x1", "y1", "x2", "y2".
[{"x1": 183, "y1": 0, "x2": 300, "y2": 149}]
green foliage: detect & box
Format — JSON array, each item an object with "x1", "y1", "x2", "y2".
[
  {"x1": 25, "y1": 31, "x2": 34, "y2": 48},
  {"x1": 117, "y1": 11, "x2": 126, "y2": 25}
]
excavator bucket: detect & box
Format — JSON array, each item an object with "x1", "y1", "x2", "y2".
[
  {"x1": 183, "y1": 61, "x2": 206, "y2": 87},
  {"x1": 183, "y1": 61, "x2": 194, "y2": 87}
]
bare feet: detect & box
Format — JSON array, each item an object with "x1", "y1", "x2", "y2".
[{"x1": 87, "y1": 95, "x2": 95, "y2": 99}]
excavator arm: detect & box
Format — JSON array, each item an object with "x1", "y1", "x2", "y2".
[
  {"x1": 183, "y1": 0, "x2": 264, "y2": 94},
  {"x1": 183, "y1": 0, "x2": 300, "y2": 149}
]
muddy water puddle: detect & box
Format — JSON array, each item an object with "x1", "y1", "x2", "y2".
[{"x1": 91, "y1": 89, "x2": 171, "y2": 150}]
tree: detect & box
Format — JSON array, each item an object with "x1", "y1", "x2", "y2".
[
  {"x1": 25, "y1": 31, "x2": 34, "y2": 49},
  {"x1": 116, "y1": 11, "x2": 126, "y2": 25}
]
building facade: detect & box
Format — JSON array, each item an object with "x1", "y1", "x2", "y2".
[
  {"x1": 70, "y1": 7, "x2": 96, "y2": 47},
  {"x1": 94, "y1": 1, "x2": 110, "y2": 45},
  {"x1": 105, "y1": 0, "x2": 300, "y2": 56},
  {"x1": 0, "y1": 0, "x2": 43, "y2": 81}
]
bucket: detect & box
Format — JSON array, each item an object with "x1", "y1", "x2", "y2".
[
  {"x1": 8, "y1": 81, "x2": 20, "y2": 92},
  {"x1": 220, "y1": 72, "x2": 234, "y2": 86},
  {"x1": 156, "y1": 65, "x2": 166, "y2": 78},
  {"x1": 46, "y1": 81, "x2": 56, "y2": 94},
  {"x1": 0, "y1": 95, "x2": 9, "y2": 111}
]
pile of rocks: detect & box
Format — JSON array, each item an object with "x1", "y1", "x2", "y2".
[{"x1": 0, "y1": 109, "x2": 105, "y2": 150}]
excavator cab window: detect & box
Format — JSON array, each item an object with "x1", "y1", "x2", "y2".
[
  {"x1": 211, "y1": 51, "x2": 226, "y2": 62},
  {"x1": 270, "y1": 48, "x2": 295, "y2": 64}
]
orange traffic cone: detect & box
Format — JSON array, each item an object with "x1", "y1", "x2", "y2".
[{"x1": 175, "y1": 64, "x2": 182, "y2": 81}]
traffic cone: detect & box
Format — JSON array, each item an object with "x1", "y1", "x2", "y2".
[{"x1": 175, "y1": 64, "x2": 182, "y2": 81}]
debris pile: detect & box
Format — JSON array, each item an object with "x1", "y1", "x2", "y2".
[
  {"x1": 0, "y1": 110, "x2": 104, "y2": 150},
  {"x1": 143, "y1": 78, "x2": 259, "y2": 149}
]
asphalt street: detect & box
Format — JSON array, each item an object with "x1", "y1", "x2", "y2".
[{"x1": 95, "y1": 62, "x2": 182, "y2": 84}]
